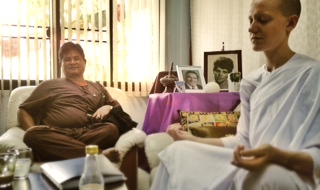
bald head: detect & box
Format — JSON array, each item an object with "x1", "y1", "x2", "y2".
[
  {"x1": 251, "y1": 0, "x2": 301, "y2": 18},
  {"x1": 278, "y1": 0, "x2": 301, "y2": 17}
]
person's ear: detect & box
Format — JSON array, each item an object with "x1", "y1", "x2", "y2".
[{"x1": 287, "y1": 15, "x2": 299, "y2": 32}]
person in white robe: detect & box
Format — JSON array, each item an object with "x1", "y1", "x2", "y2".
[{"x1": 151, "y1": 0, "x2": 320, "y2": 189}]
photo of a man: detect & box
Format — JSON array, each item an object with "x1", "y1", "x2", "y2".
[
  {"x1": 183, "y1": 70, "x2": 203, "y2": 90},
  {"x1": 213, "y1": 57, "x2": 234, "y2": 90},
  {"x1": 204, "y1": 50, "x2": 241, "y2": 92}
]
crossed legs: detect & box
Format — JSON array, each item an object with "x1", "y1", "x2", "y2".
[{"x1": 23, "y1": 123, "x2": 120, "y2": 162}]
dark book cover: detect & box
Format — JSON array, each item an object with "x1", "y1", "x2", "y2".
[{"x1": 40, "y1": 155, "x2": 126, "y2": 190}]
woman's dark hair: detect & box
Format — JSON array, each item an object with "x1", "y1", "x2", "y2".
[
  {"x1": 58, "y1": 42, "x2": 85, "y2": 63},
  {"x1": 213, "y1": 57, "x2": 234, "y2": 73}
]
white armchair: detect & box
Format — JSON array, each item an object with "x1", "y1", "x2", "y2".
[
  {"x1": 0, "y1": 86, "x2": 147, "y2": 190},
  {"x1": 144, "y1": 132, "x2": 174, "y2": 186}
]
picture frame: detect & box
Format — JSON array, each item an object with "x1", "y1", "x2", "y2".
[
  {"x1": 204, "y1": 50, "x2": 242, "y2": 92},
  {"x1": 174, "y1": 81, "x2": 186, "y2": 93},
  {"x1": 176, "y1": 65, "x2": 206, "y2": 93}
]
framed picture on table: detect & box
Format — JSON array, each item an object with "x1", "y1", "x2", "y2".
[
  {"x1": 176, "y1": 65, "x2": 206, "y2": 93},
  {"x1": 204, "y1": 50, "x2": 242, "y2": 92}
]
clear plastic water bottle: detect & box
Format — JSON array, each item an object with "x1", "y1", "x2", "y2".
[{"x1": 79, "y1": 145, "x2": 104, "y2": 190}]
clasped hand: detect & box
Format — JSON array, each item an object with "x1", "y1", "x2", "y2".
[{"x1": 231, "y1": 144, "x2": 276, "y2": 171}]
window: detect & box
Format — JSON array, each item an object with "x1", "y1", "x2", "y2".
[
  {"x1": 0, "y1": 0, "x2": 165, "y2": 97},
  {"x1": 0, "y1": 0, "x2": 50, "y2": 89}
]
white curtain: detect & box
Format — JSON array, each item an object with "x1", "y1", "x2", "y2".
[
  {"x1": 113, "y1": 0, "x2": 165, "y2": 97},
  {"x1": 191, "y1": 0, "x2": 320, "y2": 77}
]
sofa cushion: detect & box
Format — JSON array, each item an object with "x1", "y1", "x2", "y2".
[
  {"x1": 179, "y1": 111, "x2": 240, "y2": 138},
  {"x1": 144, "y1": 133, "x2": 174, "y2": 169}
]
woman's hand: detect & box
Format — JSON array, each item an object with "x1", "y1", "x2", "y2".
[
  {"x1": 92, "y1": 105, "x2": 113, "y2": 121},
  {"x1": 231, "y1": 144, "x2": 275, "y2": 171},
  {"x1": 167, "y1": 123, "x2": 195, "y2": 141},
  {"x1": 231, "y1": 144, "x2": 314, "y2": 180}
]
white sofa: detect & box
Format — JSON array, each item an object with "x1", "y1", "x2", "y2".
[
  {"x1": 0, "y1": 86, "x2": 149, "y2": 190},
  {"x1": 144, "y1": 132, "x2": 174, "y2": 186}
]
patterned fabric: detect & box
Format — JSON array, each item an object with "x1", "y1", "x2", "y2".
[{"x1": 179, "y1": 111, "x2": 240, "y2": 138}]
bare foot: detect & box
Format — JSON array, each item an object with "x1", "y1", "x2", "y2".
[{"x1": 102, "y1": 148, "x2": 120, "y2": 163}]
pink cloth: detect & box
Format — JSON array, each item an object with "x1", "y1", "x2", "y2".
[{"x1": 142, "y1": 92, "x2": 240, "y2": 134}]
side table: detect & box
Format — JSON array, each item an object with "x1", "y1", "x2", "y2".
[{"x1": 142, "y1": 92, "x2": 240, "y2": 134}]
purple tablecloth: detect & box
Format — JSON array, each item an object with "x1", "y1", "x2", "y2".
[{"x1": 142, "y1": 92, "x2": 241, "y2": 134}]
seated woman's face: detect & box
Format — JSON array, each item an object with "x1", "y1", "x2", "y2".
[{"x1": 214, "y1": 67, "x2": 229, "y2": 84}]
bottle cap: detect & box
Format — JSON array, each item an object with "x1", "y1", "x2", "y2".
[{"x1": 85, "y1": 145, "x2": 99, "y2": 155}]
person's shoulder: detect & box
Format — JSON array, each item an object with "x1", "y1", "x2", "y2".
[
  {"x1": 43, "y1": 78, "x2": 65, "y2": 83},
  {"x1": 87, "y1": 80, "x2": 107, "y2": 91},
  {"x1": 37, "y1": 78, "x2": 64, "y2": 87},
  {"x1": 294, "y1": 53, "x2": 319, "y2": 63},
  {"x1": 28, "y1": 79, "x2": 64, "y2": 94},
  {"x1": 87, "y1": 80, "x2": 104, "y2": 87},
  {"x1": 291, "y1": 54, "x2": 320, "y2": 72}
]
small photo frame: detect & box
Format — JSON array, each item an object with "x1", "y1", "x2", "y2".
[
  {"x1": 174, "y1": 81, "x2": 186, "y2": 93},
  {"x1": 176, "y1": 66, "x2": 206, "y2": 93},
  {"x1": 204, "y1": 50, "x2": 242, "y2": 92}
]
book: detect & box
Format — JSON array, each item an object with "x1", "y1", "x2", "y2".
[{"x1": 40, "y1": 155, "x2": 126, "y2": 190}]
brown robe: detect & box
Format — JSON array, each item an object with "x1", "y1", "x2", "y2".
[{"x1": 19, "y1": 78, "x2": 134, "y2": 161}]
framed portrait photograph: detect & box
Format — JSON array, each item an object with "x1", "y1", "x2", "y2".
[
  {"x1": 204, "y1": 50, "x2": 242, "y2": 92},
  {"x1": 176, "y1": 65, "x2": 206, "y2": 93}
]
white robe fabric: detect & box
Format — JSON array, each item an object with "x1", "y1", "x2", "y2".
[{"x1": 151, "y1": 54, "x2": 320, "y2": 190}]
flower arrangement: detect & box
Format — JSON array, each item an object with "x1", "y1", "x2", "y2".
[
  {"x1": 229, "y1": 72, "x2": 242, "y2": 92},
  {"x1": 229, "y1": 72, "x2": 242, "y2": 83}
]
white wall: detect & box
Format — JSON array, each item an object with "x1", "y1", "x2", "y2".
[{"x1": 191, "y1": 0, "x2": 320, "y2": 77}]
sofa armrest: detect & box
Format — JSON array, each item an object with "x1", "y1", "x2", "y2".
[
  {"x1": 0, "y1": 127, "x2": 28, "y2": 153},
  {"x1": 115, "y1": 128, "x2": 146, "y2": 167},
  {"x1": 144, "y1": 132, "x2": 174, "y2": 170},
  {"x1": 114, "y1": 128, "x2": 146, "y2": 190}
]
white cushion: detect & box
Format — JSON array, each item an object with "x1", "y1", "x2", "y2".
[
  {"x1": 144, "y1": 133, "x2": 174, "y2": 169},
  {"x1": 114, "y1": 128, "x2": 146, "y2": 167},
  {"x1": 0, "y1": 127, "x2": 28, "y2": 152},
  {"x1": 6, "y1": 86, "x2": 36, "y2": 131}
]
